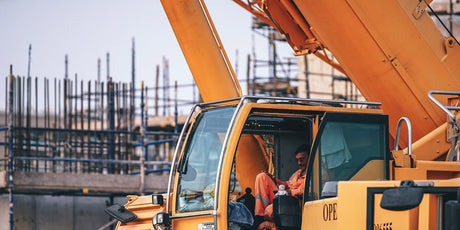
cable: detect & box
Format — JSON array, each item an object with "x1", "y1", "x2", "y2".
[{"x1": 424, "y1": 0, "x2": 460, "y2": 45}]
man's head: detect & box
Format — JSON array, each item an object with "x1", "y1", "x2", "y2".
[{"x1": 295, "y1": 144, "x2": 309, "y2": 172}]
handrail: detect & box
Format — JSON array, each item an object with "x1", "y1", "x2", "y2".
[
  {"x1": 394, "y1": 117, "x2": 412, "y2": 155},
  {"x1": 428, "y1": 91, "x2": 460, "y2": 162},
  {"x1": 243, "y1": 95, "x2": 381, "y2": 107},
  {"x1": 428, "y1": 90, "x2": 460, "y2": 120},
  {"x1": 197, "y1": 95, "x2": 381, "y2": 110}
]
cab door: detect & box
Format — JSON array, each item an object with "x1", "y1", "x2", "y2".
[
  {"x1": 304, "y1": 112, "x2": 390, "y2": 201},
  {"x1": 170, "y1": 106, "x2": 236, "y2": 230},
  {"x1": 299, "y1": 112, "x2": 389, "y2": 229}
]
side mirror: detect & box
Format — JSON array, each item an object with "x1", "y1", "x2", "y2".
[
  {"x1": 380, "y1": 180, "x2": 424, "y2": 211},
  {"x1": 105, "y1": 203, "x2": 137, "y2": 223}
]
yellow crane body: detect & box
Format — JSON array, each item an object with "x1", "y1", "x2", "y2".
[
  {"x1": 113, "y1": 98, "x2": 460, "y2": 230},
  {"x1": 250, "y1": 0, "x2": 460, "y2": 152},
  {"x1": 108, "y1": 0, "x2": 460, "y2": 229}
]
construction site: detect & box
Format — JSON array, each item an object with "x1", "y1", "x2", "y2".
[
  {"x1": 1, "y1": 0, "x2": 460, "y2": 229},
  {"x1": 0, "y1": 14, "x2": 361, "y2": 230}
]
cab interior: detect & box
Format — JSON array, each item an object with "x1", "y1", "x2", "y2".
[{"x1": 230, "y1": 112, "x2": 314, "y2": 211}]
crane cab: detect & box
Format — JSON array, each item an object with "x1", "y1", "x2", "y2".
[
  {"x1": 115, "y1": 96, "x2": 390, "y2": 229},
  {"x1": 159, "y1": 96, "x2": 390, "y2": 230}
]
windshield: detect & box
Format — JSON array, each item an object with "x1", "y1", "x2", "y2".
[{"x1": 176, "y1": 106, "x2": 236, "y2": 213}]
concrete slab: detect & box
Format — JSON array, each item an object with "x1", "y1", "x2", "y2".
[
  {"x1": 74, "y1": 196, "x2": 110, "y2": 229},
  {"x1": 11, "y1": 171, "x2": 169, "y2": 195},
  {"x1": 0, "y1": 194, "x2": 119, "y2": 230},
  {"x1": 35, "y1": 196, "x2": 73, "y2": 230},
  {"x1": 0, "y1": 195, "x2": 9, "y2": 230}
]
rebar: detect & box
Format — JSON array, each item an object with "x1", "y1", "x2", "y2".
[
  {"x1": 2, "y1": 70, "x2": 199, "y2": 176},
  {"x1": 8, "y1": 65, "x2": 15, "y2": 230}
]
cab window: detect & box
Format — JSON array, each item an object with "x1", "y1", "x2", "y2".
[
  {"x1": 305, "y1": 113, "x2": 389, "y2": 201},
  {"x1": 176, "y1": 106, "x2": 235, "y2": 213}
]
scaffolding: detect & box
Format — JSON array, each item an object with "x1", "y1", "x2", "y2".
[
  {"x1": 0, "y1": 66, "x2": 198, "y2": 229},
  {"x1": 247, "y1": 17, "x2": 363, "y2": 102}
]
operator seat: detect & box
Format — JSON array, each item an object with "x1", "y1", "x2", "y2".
[{"x1": 273, "y1": 195, "x2": 302, "y2": 230}]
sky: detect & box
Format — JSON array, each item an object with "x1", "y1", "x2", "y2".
[
  {"x1": 3, "y1": 0, "x2": 456, "y2": 114},
  {"x1": 0, "y1": 0, "x2": 289, "y2": 112}
]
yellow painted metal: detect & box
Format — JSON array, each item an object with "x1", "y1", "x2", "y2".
[
  {"x1": 116, "y1": 101, "x2": 460, "y2": 230},
  {"x1": 303, "y1": 181, "x2": 383, "y2": 229},
  {"x1": 374, "y1": 192, "x2": 440, "y2": 230},
  {"x1": 232, "y1": 0, "x2": 275, "y2": 28},
  {"x1": 411, "y1": 121, "x2": 450, "y2": 161},
  {"x1": 214, "y1": 104, "x2": 258, "y2": 230},
  {"x1": 117, "y1": 195, "x2": 166, "y2": 230},
  {"x1": 261, "y1": 0, "x2": 317, "y2": 54},
  {"x1": 234, "y1": 134, "x2": 269, "y2": 194},
  {"x1": 118, "y1": 0, "x2": 460, "y2": 228},
  {"x1": 260, "y1": 0, "x2": 460, "y2": 150},
  {"x1": 235, "y1": 0, "x2": 347, "y2": 74},
  {"x1": 214, "y1": 102, "x2": 385, "y2": 229},
  {"x1": 303, "y1": 180, "x2": 460, "y2": 229},
  {"x1": 393, "y1": 160, "x2": 460, "y2": 180},
  {"x1": 311, "y1": 115, "x2": 321, "y2": 200},
  {"x1": 392, "y1": 150, "x2": 414, "y2": 168},
  {"x1": 302, "y1": 197, "x2": 339, "y2": 229},
  {"x1": 374, "y1": 194, "x2": 419, "y2": 230},
  {"x1": 160, "y1": 0, "x2": 242, "y2": 102},
  {"x1": 349, "y1": 160, "x2": 385, "y2": 181},
  {"x1": 171, "y1": 216, "x2": 214, "y2": 229}
]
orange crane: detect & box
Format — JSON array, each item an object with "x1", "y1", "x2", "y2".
[
  {"x1": 233, "y1": 0, "x2": 460, "y2": 161},
  {"x1": 108, "y1": 0, "x2": 460, "y2": 229}
]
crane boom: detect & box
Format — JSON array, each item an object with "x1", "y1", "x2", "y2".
[
  {"x1": 238, "y1": 0, "x2": 460, "y2": 156},
  {"x1": 112, "y1": 1, "x2": 460, "y2": 229},
  {"x1": 160, "y1": 0, "x2": 242, "y2": 102}
]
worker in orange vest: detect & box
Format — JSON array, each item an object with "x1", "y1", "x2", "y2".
[{"x1": 253, "y1": 144, "x2": 309, "y2": 230}]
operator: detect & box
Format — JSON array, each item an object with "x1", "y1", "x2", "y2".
[{"x1": 253, "y1": 144, "x2": 309, "y2": 230}]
